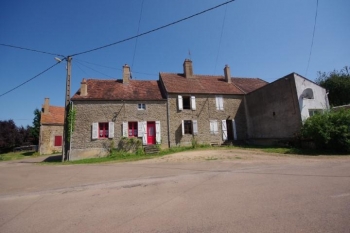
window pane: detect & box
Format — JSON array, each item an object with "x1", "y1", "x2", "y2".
[
  {"x1": 184, "y1": 120, "x2": 192, "y2": 134},
  {"x1": 183, "y1": 97, "x2": 190, "y2": 109}
]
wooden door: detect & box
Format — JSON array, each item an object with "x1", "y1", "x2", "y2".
[{"x1": 147, "y1": 122, "x2": 156, "y2": 145}]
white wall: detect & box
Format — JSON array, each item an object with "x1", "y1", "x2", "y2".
[{"x1": 294, "y1": 74, "x2": 329, "y2": 121}]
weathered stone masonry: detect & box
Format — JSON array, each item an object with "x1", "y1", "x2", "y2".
[
  {"x1": 70, "y1": 100, "x2": 167, "y2": 160},
  {"x1": 167, "y1": 94, "x2": 246, "y2": 146}
]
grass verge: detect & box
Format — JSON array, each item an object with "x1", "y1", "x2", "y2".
[
  {"x1": 0, "y1": 151, "x2": 39, "y2": 161},
  {"x1": 42, "y1": 144, "x2": 349, "y2": 165}
]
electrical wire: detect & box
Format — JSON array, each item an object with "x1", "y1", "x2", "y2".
[
  {"x1": 75, "y1": 62, "x2": 90, "y2": 77},
  {"x1": 0, "y1": 43, "x2": 65, "y2": 57},
  {"x1": 75, "y1": 60, "x2": 114, "y2": 78},
  {"x1": 0, "y1": 61, "x2": 63, "y2": 98},
  {"x1": 214, "y1": 4, "x2": 228, "y2": 74},
  {"x1": 131, "y1": 0, "x2": 145, "y2": 69},
  {"x1": 305, "y1": 0, "x2": 319, "y2": 76},
  {"x1": 69, "y1": 0, "x2": 235, "y2": 57}
]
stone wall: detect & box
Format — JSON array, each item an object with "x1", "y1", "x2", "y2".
[
  {"x1": 245, "y1": 75, "x2": 301, "y2": 139},
  {"x1": 39, "y1": 125, "x2": 63, "y2": 155},
  {"x1": 167, "y1": 94, "x2": 246, "y2": 146},
  {"x1": 70, "y1": 100, "x2": 167, "y2": 160}
]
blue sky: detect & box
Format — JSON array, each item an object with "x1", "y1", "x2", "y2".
[{"x1": 0, "y1": 0, "x2": 349, "y2": 127}]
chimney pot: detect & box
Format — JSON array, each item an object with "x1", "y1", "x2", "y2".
[
  {"x1": 183, "y1": 59, "x2": 193, "y2": 78},
  {"x1": 43, "y1": 98, "x2": 50, "y2": 114},
  {"x1": 123, "y1": 64, "x2": 131, "y2": 84},
  {"x1": 224, "y1": 64, "x2": 231, "y2": 83},
  {"x1": 80, "y1": 78, "x2": 88, "y2": 96}
]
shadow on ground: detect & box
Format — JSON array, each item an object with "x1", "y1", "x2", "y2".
[{"x1": 42, "y1": 155, "x2": 62, "y2": 162}]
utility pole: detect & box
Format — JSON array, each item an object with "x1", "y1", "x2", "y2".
[{"x1": 62, "y1": 56, "x2": 72, "y2": 162}]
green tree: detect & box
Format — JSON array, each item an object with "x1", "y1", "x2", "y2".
[
  {"x1": 30, "y1": 108, "x2": 41, "y2": 145},
  {"x1": 316, "y1": 66, "x2": 350, "y2": 106},
  {"x1": 0, "y1": 120, "x2": 17, "y2": 152}
]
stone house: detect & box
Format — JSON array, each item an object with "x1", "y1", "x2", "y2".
[
  {"x1": 159, "y1": 59, "x2": 268, "y2": 147},
  {"x1": 70, "y1": 65, "x2": 167, "y2": 160},
  {"x1": 245, "y1": 72, "x2": 329, "y2": 144},
  {"x1": 39, "y1": 98, "x2": 64, "y2": 155}
]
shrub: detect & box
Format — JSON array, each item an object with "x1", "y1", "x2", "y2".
[
  {"x1": 301, "y1": 109, "x2": 350, "y2": 152},
  {"x1": 118, "y1": 137, "x2": 142, "y2": 153}
]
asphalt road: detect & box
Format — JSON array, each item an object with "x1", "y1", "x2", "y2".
[{"x1": 0, "y1": 152, "x2": 350, "y2": 233}]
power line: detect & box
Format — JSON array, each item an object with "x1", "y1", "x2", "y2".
[
  {"x1": 0, "y1": 61, "x2": 62, "y2": 98},
  {"x1": 75, "y1": 60, "x2": 114, "y2": 78},
  {"x1": 305, "y1": 0, "x2": 319, "y2": 76},
  {"x1": 0, "y1": 43, "x2": 65, "y2": 57},
  {"x1": 214, "y1": 4, "x2": 228, "y2": 74},
  {"x1": 69, "y1": 0, "x2": 235, "y2": 57},
  {"x1": 75, "y1": 62, "x2": 90, "y2": 77},
  {"x1": 131, "y1": 0, "x2": 145, "y2": 69}
]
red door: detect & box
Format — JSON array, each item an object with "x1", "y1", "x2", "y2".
[{"x1": 147, "y1": 122, "x2": 156, "y2": 145}]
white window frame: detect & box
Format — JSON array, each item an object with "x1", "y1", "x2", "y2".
[
  {"x1": 216, "y1": 96, "x2": 224, "y2": 110},
  {"x1": 92, "y1": 122, "x2": 114, "y2": 139},
  {"x1": 178, "y1": 95, "x2": 196, "y2": 111},
  {"x1": 181, "y1": 120, "x2": 198, "y2": 135},
  {"x1": 138, "y1": 103, "x2": 146, "y2": 110},
  {"x1": 210, "y1": 120, "x2": 218, "y2": 135}
]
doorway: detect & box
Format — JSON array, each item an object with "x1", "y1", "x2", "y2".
[
  {"x1": 147, "y1": 122, "x2": 156, "y2": 145},
  {"x1": 226, "y1": 120, "x2": 233, "y2": 141}
]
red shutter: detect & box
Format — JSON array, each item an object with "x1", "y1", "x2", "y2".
[{"x1": 54, "y1": 136, "x2": 62, "y2": 146}]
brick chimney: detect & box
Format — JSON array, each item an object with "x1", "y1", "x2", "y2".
[
  {"x1": 80, "y1": 78, "x2": 87, "y2": 96},
  {"x1": 43, "y1": 98, "x2": 50, "y2": 114},
  {"x1": 183, "y1": 59, "x2": 193, "y2": 78},
  {"x1": 224, "y1": 65, "x2": 231, "y2": 83},
  {"x1": 123, "y1": 64, "x2": 131, "y2": 84}
]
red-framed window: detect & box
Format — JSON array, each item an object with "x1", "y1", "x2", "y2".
[
  {"x1": 99, "y1": 123, "x2": 109, "y2": 138},
  {"x1": 128, "y1": 122, "x2": 138, "y2": 137},
  {"x1": 54, "y1": 135, "x2": 62, "y2": 146}
]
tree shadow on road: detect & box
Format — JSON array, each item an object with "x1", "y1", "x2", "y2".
[{"x1": 42, "y1": 155, "x2": 62, "y2": 162}]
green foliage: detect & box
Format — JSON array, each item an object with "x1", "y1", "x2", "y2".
[
  {"x1": 301, "y1": 109, "x2": 350, "y2": 152},
  {"x1": 66, "y1": 105, "x2": 76, "y2": 142},
  {"x1": 0, "y1": 120, "x2": 33, "y2": 152},
  {"x1": 191, "y1": 137, "x2": 199, "y2": 148},
  {"x1": 0, "y1": 151, "x2": 38, "y2": 161},
  {"x1": 30, "y1": 108, "x2": 41, "y2": 144},
  {"x1": 316, "y1": 66, "x2": 350, "y2": 106},
  {"x1": 117, "y1": 137, "x2": 142, "y2": 153}
]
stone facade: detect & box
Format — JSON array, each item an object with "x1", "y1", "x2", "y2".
[
  {"x1": 167, "y1": 94, "x2": 246, "y2": 146},
  {"x1": 70, "y1": 100, "x2": 167, "y2": 160},
  {"x1": 39, "y1": 98, "x2": 64, "y2": 155},
  {"x1": 39, "y1": 125, "x2": 63, "y2": 155}
]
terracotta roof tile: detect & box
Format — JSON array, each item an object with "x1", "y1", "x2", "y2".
[
  {"x1": 232, "y1": 77, "x2": 268, "y2": 93},
  {"x1": 71, "y1": 79, "x2": 165, "y2": 101},
  {"x1": 160, "y1": 73, "x2": 268, "y2": 94},
  {"x1": 41, "y1": 106, "x2": 64, "y2": 125}
]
